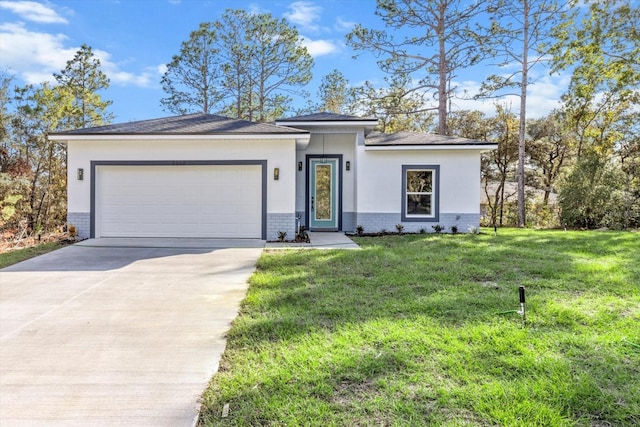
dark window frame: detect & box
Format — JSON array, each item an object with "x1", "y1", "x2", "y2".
[{"x1": 401, "y1": 165, "x2": 440, "y2": 222}]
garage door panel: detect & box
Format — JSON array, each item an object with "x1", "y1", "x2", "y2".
[{"x1": 96, "y1": 165, "x2": 262, "y2": 238}]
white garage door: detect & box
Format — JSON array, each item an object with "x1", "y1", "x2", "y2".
[{"x1": 96, "y1": 165, "x2": 262, "y2": 238}]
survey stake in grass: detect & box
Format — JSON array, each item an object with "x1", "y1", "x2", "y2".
[{"x1": 518, "y1": 285, "x2": 526, "y2": 325}]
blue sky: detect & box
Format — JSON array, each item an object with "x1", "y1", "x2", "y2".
[{"x1": 0, "y1": 0, "x2": 569, "y2": 124}]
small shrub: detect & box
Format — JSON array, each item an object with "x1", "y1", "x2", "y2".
[
  {"x1": 68, "y1": 224, "x2": 77, "y2": 238},
  {"x1": 419, "y1": 228, "x2": 426, "y2": 234},
  {"x1": 395, "y1": 224, "x2": 404, "y2": 234},
  {"x1": 277, "y1": 231, "x2": 287, "y2": 242},
  {"x1": 450, "y1": 225, "x2": 458, "y2": 234},
  {"x1": 432, "y1": 224, "x2": 444, "y2": 234},
  {"x1": 296, "y1": 226, "x2": 308, "y2": 242},
  {"x1": 356, "y1": 225, "x2": 364, "y2": 235}
]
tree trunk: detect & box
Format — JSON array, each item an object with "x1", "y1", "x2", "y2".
[
  {"x1": 81, "y1": 75, "x2": 87, "y2": 128},
  {"x1": 258, "y1": 61, "x2": 265, "y2": 123},
  {"x1": 236, "y1": 62, "x2": 242, "y2": 119},
  {"x1": 484, "y1": 179, "x2": 497, "y2": 226},
  {"x1": 543, "y1": 163, "x2": 551, "y2": 205},
  {"x1": 498, "y1": 175, "x2": 507, "y2": 226},
  {"x1": 622, "y1": 155, "x2": 630, "y2": 229},
  {"x1": 517, "y1": 0, "x2": 530, "y2": 228},
  {"x1": 437, "y1": 4, "x2": 448, "y2": 136},
  {"x1": 202, "y1": 66, "x2": 209, "y2": 113}
]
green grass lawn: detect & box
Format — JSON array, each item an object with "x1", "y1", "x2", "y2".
[
  {"x1": 199, "y1": 229, "x2": 640, "y2": 426},
  {"x1": 0, "y1": 241, "x2": 68, "y2": 269}
]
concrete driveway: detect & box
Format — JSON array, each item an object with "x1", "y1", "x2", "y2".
[{"x1": 0, "y1": 239, "x2": 263, "y2": 426}]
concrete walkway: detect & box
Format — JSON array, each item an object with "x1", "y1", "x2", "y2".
[
  {"x1": 265, "y1": 231, "x2": 360, "y2": 249},
  {"x1": 77, "y1": 233, "x2": 359, "y2": 250},
  {"x1": 0, "y1": 241, "x2": 262, "y2": 427}
]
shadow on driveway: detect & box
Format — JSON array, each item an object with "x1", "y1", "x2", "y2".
[{"x1": 2, "y1": 238, "x2": 265, "y2": 272}]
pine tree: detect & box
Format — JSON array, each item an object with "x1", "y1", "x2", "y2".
[{"x1": 54, "y1": 44, "x2": 113, "y2": 128}]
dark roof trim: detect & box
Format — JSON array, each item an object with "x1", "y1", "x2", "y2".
[
  {"x1": 50, "y1": 113, "x2": 308, "y2": 136},
  {"x1": 366, "y1": 142, "x2": 497, "y2": 146},
  {"x1": 53, "y1": 131, "x2": 308, "y2": 136},
  {"x1": 277, "y1": 112, "x2": 378, "y2": 122},
  {"x1": 364, "y1": 131, "x2": 496, "y2": 147}
]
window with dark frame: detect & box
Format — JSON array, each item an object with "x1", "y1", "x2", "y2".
[
  {"x1": 402, "y1": 165, "x2": 439, "y2": 222},
  {"x1": 406, "y1": 169, "x2": 434, "y2": 216}
]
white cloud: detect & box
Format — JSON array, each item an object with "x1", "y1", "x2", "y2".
[
  {"x1": 450, "y1": 74, "x2": 568, "y2": 118},
  {"x1": 247, "y1": 3, "x2": 265, "y2": 15},
  {"x1": 0, "y1": 22, "x2": 74, "y2": 83},
  {"x1": 85, "y1": 48, "x2": 155, "y2": 87},
  {"x1": 335, "y1": 16, "x2": 356, "y2": 32},
  {"x1": 106, "y1": 69, "x2": 153, "y2": 87},
  {"x1": 300, "y1": 37, "x2": 338, "y2": 57},
  {"x1": 0, "y1": 0, "x2": 67, "y2": 24},
  {"x1": 284, "y1": 1, "x2": 322, "y2": 32},
  {"x1": 0, "y1": 22, "x2": 155, "y2": 87}
]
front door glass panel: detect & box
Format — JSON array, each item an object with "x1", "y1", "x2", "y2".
[
  {"x1": 309, "y1": 158, "x2": 338, "y2": 229},
  {"x1": 315, "y1": 164, "x2": 332, "y2": 220}
]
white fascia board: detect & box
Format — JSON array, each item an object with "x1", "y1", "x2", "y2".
[
  {"x1": 49, "y1": 133, "x2": 311, "y2": 142},
  {"x1": 296, "y1": 136, "x2": 311, "y2": 150},
  {"x1": 364, "y1": 144, "x2": 498, "y2": 151}
]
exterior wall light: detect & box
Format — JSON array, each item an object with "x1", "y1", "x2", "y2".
[
  {"x1": 274, "y1": 167, "x2": 280, "y2": 180},
  {"x1": 77, "y1": 168, "x2": 84, "y2": 180},
  {"x1": 346, "y1": 161, "x2": 351, "y2": 171},
  {"x1": 298, "y1": 161, "x2": 303, "y2": 171}
]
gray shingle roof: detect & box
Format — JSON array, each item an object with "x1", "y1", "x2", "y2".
[
  {"x1": 278, "y1": 112, "x2": 378, "y2": 122},
  {"x1": 52, "y1": 113, "x2": 308, "y2": 135},
  {"x1": 365, "y1": 131, "x2": 495, "y2": 146}
]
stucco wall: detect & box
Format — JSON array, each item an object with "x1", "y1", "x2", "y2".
[{"x1": 353, "y1": 146, "x2": 482, "y2": 232}]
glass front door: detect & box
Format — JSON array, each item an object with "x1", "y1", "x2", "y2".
[{"x1": 309, "y1": 158, "x2": 338, "y2": 229}]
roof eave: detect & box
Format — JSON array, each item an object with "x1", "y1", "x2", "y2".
[
  {"x1": 364, "y1": 144, "x2": 498, "y2": 151},
  {"x1": 49, "y1": 132, "x2": 310, "y2": 141},
  {"x1": 275, "y1": 120, "x2": 379, "y2": 128}
]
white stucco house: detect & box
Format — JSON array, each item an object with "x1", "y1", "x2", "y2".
[{"x1": 49, "y1": 112, "x2": 496, "y2": 240}]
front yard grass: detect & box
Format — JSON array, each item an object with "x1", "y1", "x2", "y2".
[
  {"x1": 0, "y1": 241, "x2": 68, "y2": 269},
  {"x1": 199, "y1": 228, "x2": 640, "y2": 426}
]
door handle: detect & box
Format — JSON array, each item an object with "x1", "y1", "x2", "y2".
[{"x1": 311, "y1": 196, "x2": 314, "y2": 211}]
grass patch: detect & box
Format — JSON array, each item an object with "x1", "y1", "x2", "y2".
[
  {"x1": 199, "y1": 229, "x2": 640, "y2": 426},
  {"x1": 0, "y1": 241, "x2": 69, "y2": 269}
]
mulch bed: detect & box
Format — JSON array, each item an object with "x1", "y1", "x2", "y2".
[{"x1": 1, "y1": 230, "x2": 75, "y2": 253}]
